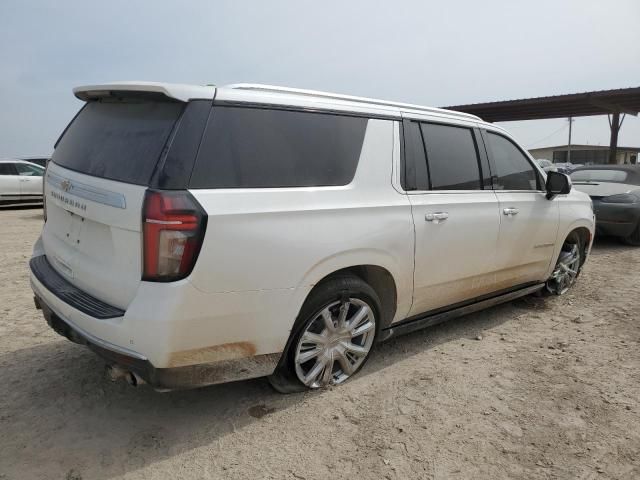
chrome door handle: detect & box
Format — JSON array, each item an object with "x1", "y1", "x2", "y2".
[
  {"x1": 19, "y1": 178, "x2": 29, "y2": 182},
  {"x1": 503, "y1": 207, "x2": 519, "y2": 216},
  {"x1": 425, "y1": 212, "x2": 449, "y2": 223}
]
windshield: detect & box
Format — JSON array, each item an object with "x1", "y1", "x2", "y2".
[{"x1": 570, "y1": 169, "x2": 633, "y2": 184}]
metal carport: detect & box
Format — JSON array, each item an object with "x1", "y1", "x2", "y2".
[{"x1": 443, "y1": 87, "x2": 640, "y2": 164}]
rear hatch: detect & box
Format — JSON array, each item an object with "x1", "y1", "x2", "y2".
[{"x1": 42, "y1": 97, "x2": 186, "y2": 310}]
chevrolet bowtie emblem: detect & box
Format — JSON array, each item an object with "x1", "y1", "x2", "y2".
[{"x1": 60, "y1": 180, "x2": 72, "y2": 192}]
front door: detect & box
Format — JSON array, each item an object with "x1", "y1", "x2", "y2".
[
  {"x1": 482, "y1": 130, "x2": 559, "y2": 289},
  {"x1": 403, "y1": 118, "x2": 501, "y2": 316},
  {"x1": 15, "y1": 163, "x2": 45, "y2": 197}
]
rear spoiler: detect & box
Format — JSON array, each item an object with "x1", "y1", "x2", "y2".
[{"x1": 73, "y1": 82, "x2": 216, "y2": 103}]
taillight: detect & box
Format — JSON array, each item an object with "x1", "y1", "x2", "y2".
[{"x1": 142, "y1": 190, "x2": 207, "y2": 282}]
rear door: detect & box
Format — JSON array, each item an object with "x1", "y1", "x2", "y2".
[
  {"x1": 482, "y1": 130, "x2": 559, "y2": 288},
  {"x1": 404, "y1": 118, "x2": 501, "y2": 316},
  {"x1": 42, "y1": 98, "x2": 188, "y2": 310},
  {"x1": 0, "y1": 163, "x2": 20, "y2": 199}
]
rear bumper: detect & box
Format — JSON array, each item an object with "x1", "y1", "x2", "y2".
[
  {"x1": 30, "y1": 254, "x2": 282, "y2": 389},
  {"x1": 592, "y1": 200, "x2": 640, "y2": 237},
  {"x1": 34, "y1": 294, "x2": 279, "y2": 389}
]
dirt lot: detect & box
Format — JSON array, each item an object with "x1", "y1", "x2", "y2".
[{"x1": 1, "y1": 207, "x2": 639, "y2": 480}]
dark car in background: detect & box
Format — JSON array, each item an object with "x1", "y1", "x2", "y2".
[{"x1": 571, "y1": 165, "x2": 640, "y2": 245}]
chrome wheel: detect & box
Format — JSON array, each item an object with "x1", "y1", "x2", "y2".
[
  {"x1": 546, "y1": 243, "x2": 581, "y2": 295},
  {"x1": 294, "y1": 298, "x2": 376, "y2": 388}
]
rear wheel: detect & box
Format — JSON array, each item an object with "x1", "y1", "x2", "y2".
[
  {"x1": 268, "y1": 275, "x2": 380, "y2": 393},
  {"x1": 622, "y1": 222, "x2": 640, "y2": 246},
  {"x1": 546, "y1": 232, "x2": 584, "y2": 295}
]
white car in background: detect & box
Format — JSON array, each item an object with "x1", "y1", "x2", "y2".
[
  {"x1": 0, "y1": 159, "x2": 45, "y2": 205},
  {"x1": 536, "y1": 159, "x2": 557, "y2": 173}
]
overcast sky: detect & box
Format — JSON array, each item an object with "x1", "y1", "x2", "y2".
[{"x1": 1, "y1": 0, "x2": 639, "y2": 157}]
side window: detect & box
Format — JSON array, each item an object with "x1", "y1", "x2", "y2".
[
  {"x1": 0, "y1": 163, "x2": 18, "y2": 175},
  {"x1": 190, "y1": 107, "x2": 368, "y2": 188},
  {"x1": 421, "y1": 123, "x2": 483, "y2": 190},
  {"x1": 486, "y1": 132, "x2": 539, "y2": 191},
  {"x1": 15, "y1": 163, "x2": 44, "y2": 176},
  {"x1": 402, "y1": 120, "x2": 428, "y2": 191}
]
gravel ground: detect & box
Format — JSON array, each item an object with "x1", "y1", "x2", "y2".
[{"x1": 1, "y1": 206, "x2": 639, "y2": 480}]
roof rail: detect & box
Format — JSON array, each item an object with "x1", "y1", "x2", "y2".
[{"x1": 226, "y1": 83, "x2": 482, "y2": 121}]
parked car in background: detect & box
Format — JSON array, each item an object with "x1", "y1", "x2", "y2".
[
  {"x1": 0, "y1": 159, "x2": 45, "y2": 206},
  {"x1": 554, "y1": 162, "x2": 581, "y2": 175},
  {"x1": 536, "y1": 159, "x2": 557, "y2": 173},
  {"x1": 571, "y1": 165, "x2": 640, "y2": 245},
  {"x1": 20, "y1": 156, "x2": 50, "y2": 169},
  {"x1": 30, "y1": 82, "x2": 594, "y2": 392}
]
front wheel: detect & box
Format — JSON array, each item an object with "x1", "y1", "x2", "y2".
[
  {"x1": 268, "y1": 275, "x2": 380, "y2": 393},
  {"x1": 546, "y1": 232, "x2": 584, "y2": 295}
]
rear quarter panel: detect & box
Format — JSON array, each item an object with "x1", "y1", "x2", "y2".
[{"x1": 188, "y1": 119, "x2": 414, "y2": 333}]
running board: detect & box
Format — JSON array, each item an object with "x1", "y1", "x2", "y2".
[{"x1": 380, "y1": 283, "x2": 545, "y2": 341}]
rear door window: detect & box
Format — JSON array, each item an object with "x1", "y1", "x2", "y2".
[
  {"x1": 486, "y1": 132, "x2": 540, "y2": 190},
  {"x1": 0, "y1": 163, "x2": 18, "y2": 175},
  {"x1": 420, "y1": 123, "x2": 483, "y2": 190},
  {"x1": 190, "y1": 107, "x2": 368, "y2": 188},
  {"x1": 52, "y1": 100, "x2": 184, "y2": 185}
]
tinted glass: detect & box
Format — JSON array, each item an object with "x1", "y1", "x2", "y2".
[
  {"x1": 571, "y1": 169, "x2": 632, "y2": 184},
  {"x1": 421, "y1": 123, "x2": 482, "y2": 190},
  {"x1": 23, "y1": 158, "x2": 48, "y2": 168},
  {"x1": 52, "y1": 100, "x2": 184, "y2": 185},
  {"x1": 15, "y1": 163, "x2": 44, "y2": 176},
  {"x1": 487, "y1": 133, "x2": 539, "y2": 190},
  {"x1": 190, "y1": 107, "x2": 368, "y2": 188},
  {"x1": 0, "y1": 163, "x2": 17, "y2": 175},
  {"x1": 402, "y1": 120, "x2": 428, "y2": 190}
]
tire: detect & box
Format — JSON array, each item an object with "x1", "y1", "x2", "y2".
[
  {"x1": 545, "y1": 231, "x2": 585, "y2": 295},
  {"x1": 268, "y1": 275, "x2": 381, "y2": 393},
  {"x1": 623, "y1": 222, "x2": 640, "y2": 246}
]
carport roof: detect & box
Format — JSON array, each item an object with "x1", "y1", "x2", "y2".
[{"x1": 442, "y1": 87, "x2": 640, "y2": 122}]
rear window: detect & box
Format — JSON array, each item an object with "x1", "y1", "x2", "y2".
[
  {"x1": 421, "y1": 123, "x2": 482, "y2": 190},
  {"x1": 52, "y1": 100, "x2": 184, "y2": 185},
  {"x1": 189, "y1": 107, "x2": 368, "y2": 188},
  {"x1": 0, "y1": 163, "x2": 17, "y2": 175},
  {"x1": 571, "y1": 169, "x2": 632, "y2": 184}
]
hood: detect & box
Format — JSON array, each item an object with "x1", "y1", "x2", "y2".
[{"x1": 572, "y1": 181, "x2": 639, "y2": 198}]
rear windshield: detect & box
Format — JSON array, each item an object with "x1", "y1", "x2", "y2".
[
  {"x1": 189, "y1": 107, "x2": 368, "y2": 188},
  {"x1": 52, "y1": 100, "x2": 184, "y2": 185},
  {"x1": 570, "y1": 169, "x2": 633, "y2": 184}
]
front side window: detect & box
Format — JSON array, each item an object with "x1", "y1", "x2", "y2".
[
  {"x1": 15, "y1": 163, "x2": 44, "y2": 176},
  {"x1": 487, "y1": 132, "x2": 539, "y2": 191},
  {"x1": 190, "y1": 107, "x2": 368, "y2": 188},
  {"x1": 421, "y1": 123, "x2": 482, "y2": 190}
]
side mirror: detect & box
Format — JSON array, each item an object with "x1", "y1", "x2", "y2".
[{"x1": 546, "y1": 171, "x2": 571, "y2": 199}]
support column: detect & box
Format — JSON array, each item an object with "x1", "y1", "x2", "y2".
[{"x1": 609, "y1": 112, "x2": 620, "y2": 164}]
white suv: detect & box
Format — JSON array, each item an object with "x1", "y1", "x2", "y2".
[{"x1": 30, "y1": 82, "x2": 594, "y2": 392}]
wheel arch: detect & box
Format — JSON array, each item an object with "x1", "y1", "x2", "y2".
[
  {"x1": 309, "y1": 265, "x2": 398, "y2": 330},
  {"x1": 545, "y1": 221, "x2": 594, "y2": 279},
  {"x1": 292, "y1": 248, "x2": 411, "y2": 329}
]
